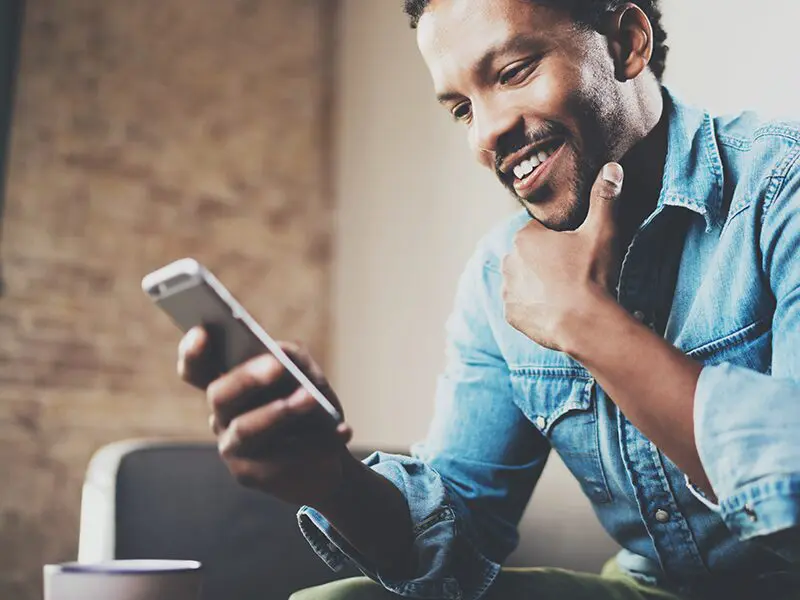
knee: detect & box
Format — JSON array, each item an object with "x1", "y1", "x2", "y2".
[{"x1": 290, "y1": 577, "x2": 394, "y2": 600}]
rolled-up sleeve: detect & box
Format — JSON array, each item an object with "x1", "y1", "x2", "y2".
[
  {"x1": 298, "y1": 237, "x2": 551, "y2": 599},
  {"x1": 693, "y1": 158, "x2": 800, "y2": 562}
]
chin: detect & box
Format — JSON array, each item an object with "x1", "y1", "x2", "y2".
[{"x1": 523, "y1": 192, "x2": 588, "y2": 232}]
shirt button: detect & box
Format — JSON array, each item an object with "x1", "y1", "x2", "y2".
[
  {"x1": 655, "y1": 509, "x2": 670, "y2": 523},
  {"x1": 535, "y1": 416, "x2": 547, "y2": 429},
  {"x1": 633, "y1": 310, "x2": 646, "y2": 322},
  {"x1": 744, "y1": 504, "x2": 758, "y2": 522}
]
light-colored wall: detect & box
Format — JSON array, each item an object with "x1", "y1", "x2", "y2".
[{"x1": 332, "y1": 0, "x2": 800, "y2": 571}]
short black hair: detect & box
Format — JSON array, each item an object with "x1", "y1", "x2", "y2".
[{"x1": 403, "y1": 0, "x2": 668, "y2": 82}]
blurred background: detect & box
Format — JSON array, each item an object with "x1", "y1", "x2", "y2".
[{"x1": 1, "y1": 1, "x2": 799, "y2": 598}]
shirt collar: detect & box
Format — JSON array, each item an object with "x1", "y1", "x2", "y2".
[{"x1": 658, "y1": 87, "x2": 725, "y2": 232}]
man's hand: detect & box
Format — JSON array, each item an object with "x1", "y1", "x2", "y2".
[
  {"x1": 177, "y1": 327, "x2": 354, "y2": 507},
  {"x1": 502, "y1": 163, "x2": 625, "y2": 351}
]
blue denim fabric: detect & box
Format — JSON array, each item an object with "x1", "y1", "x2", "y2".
[{"x1": 297, "y1": 89, "x2": 800, "y2": 598}]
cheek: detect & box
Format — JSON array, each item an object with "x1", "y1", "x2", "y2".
[
  {"x1": 523, "y1": 58, "x2": 588, "y2": 120},
  {"x1": 526, "y1": 77, "x2": 573, "y2": 118}
]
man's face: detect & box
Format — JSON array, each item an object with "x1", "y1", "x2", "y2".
[{"x1": 417, "y1": 0, "x2": 628, "y2": 230}]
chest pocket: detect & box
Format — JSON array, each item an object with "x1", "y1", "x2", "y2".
[
  {"x1": 685, "y1": 319, "x2": 772, "y2": 372},
  {"x1": 510, "y1": 370, "x2": 612, "y2": 505}
]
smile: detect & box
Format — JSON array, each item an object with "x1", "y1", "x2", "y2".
[
  {"x1": 511, "y1": 140, "x2": 565, "y2": 197},
  {"x1": 511, "y1": 140, "x2": 561, "y2": 180}
]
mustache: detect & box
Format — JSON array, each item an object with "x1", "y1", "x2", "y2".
[{"x1": 493, "y1": 121, "x2": 569, "y2": 175}]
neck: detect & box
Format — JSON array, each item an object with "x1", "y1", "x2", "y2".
[{"x1": 617, "y1": 88, "x2": 669, "y2": 245}]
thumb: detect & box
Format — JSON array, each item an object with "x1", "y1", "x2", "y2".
[{"x1": 582, "y1": 163, "x2": 624, "y2": 232}]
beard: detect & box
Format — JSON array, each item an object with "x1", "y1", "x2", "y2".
[{"x1": 493, "y1": 90, "x2": 621, "y2": 232}]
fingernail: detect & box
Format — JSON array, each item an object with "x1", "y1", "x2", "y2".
[
  {"x1": 248, "y1": 355, "x2": 275, "y2": 380},
  {"x1": 218, "y1": 429, "x2": 235, "y2": 454},
  {"x1": 287, "y1": 389, "x2": 312, "y2": 408},
  {"x1": 602, "y1": 163, "x2": 624, "y2": 186}
]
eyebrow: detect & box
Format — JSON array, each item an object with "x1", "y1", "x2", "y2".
[{"x1": 435, "y1": 33, "x2": 544, "y2": 105}]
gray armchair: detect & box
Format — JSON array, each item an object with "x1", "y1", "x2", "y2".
[{"x1": 78, "y1": 440, "x2": 383, "y2": 600}]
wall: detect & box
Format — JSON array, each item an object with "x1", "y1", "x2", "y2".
[
  {"x1": 332, "y1": 0, "x2": 800, "y2": 571},
  {"x1": 0, "y1": 1, "x2": 335, "y2": 598}
]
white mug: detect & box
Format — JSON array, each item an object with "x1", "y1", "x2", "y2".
[{"x1": 43, "y1": 559, "x2": 203, "y2": 600}]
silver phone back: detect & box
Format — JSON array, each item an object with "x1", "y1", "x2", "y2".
[
  {"x1": 154, "y1": 279, "x2": 265, "y2": 373},
  {"x1": 142, "y1": 258, "x2": 342, "y2": 423}
]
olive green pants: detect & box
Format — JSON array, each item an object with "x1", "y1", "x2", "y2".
[
  {"x1": 290, "y1": 558, "x2": 800, "y2": 600},
  {"x1": 290, "y1": 560, "x2": 682, "y2": 600}
]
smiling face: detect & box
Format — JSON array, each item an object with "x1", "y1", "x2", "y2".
[{"x1": 417, "y1": 0, "x2": 636, "y2": 230}]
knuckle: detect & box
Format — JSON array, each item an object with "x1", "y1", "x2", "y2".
[
  {"x1": 248, "y1": 355, "x2": 281, "y2": 385},
  {"x1": 227, "y1": 418, "x2": 244, "y2": 442},
  {"x1": 181, "y1": 342, "x2": 200, "y2": 361},
  {"x1": 218, "y1": 439, "x2": 234, "y2": 460},
  {"x1": 232, "y1": 463, "x2": 264, "y2": 489},
  {"x1": 206, "y1": 380, "x2": 226, "y2": 411},
  {"x1": 180, "y1": 336, "x2": 203, "y2": 361},
  {"x1": 292, "y1": 389, "x2": 313, "y2": 409}
]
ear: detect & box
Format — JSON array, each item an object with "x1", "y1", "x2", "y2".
[{"x1": 604, "y1": 3, "x2": 654, "y2": 82}]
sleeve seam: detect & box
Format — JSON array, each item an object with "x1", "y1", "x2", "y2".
[
  {"x1": 762, "y1": 144, "x2": 800, "y2": 217},
  {"x1": 720, "y1": 477, "x2": 800, "y2": 512}
]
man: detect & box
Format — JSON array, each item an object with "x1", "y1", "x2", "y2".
[{"x1": 178, "y1": 0, "x2": 800, "y2": 598}]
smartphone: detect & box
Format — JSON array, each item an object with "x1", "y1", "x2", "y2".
[{"x1": 141, "y1": 258, "x2": 342, "y2": 424}]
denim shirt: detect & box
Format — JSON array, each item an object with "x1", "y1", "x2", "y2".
[{"x1": 298, "y1": 89, "x2": 800, "y2": 599}]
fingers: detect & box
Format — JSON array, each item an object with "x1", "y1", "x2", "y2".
[
  {"x1": 207, "y1": 354, "x2": 289, "y2": 428},
  {"x1": 278, "y1": 340, "x2": 325, "y2": 382},
  {"x1": 218, "y1": 385, "x2": 353, "y2": 460},
  {"x1": 177, "y1": 327, "x2": 220, "y2": 390},
  {"x1": 335, "y1": 421, "x2": 354, "y2": 445},
  {"x1": 209, "y1": 413, "x2": 222, "y2": 436},
  {"x1": 217, "y1": 386, "x2": 317, "y2": 457},
  {"x1": 278, "y1": 340, "x2": 344, "y2": 419},
  {"x1": 582, "y1": 163, "x2": 624, "y2": 233}
]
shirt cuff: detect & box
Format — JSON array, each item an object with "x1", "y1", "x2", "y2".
[
  {"x1": 717, "y1": 475, "x2": 800, "y2": 542},
  {"x1": 297, "y1": 452, "x2": 501, "y2": 600},
  {"x1": 694, "y1": 363, "x2": 800, "y2": 559}
]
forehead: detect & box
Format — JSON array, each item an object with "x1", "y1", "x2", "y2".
[{"x1": 416, "y1": 0, "x2": 572, "y2": 88}]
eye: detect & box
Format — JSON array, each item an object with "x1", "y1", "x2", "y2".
[
  {"x1": 499, "y1": 59, "x2": 537, "y2": 86},
  {"x1": 451, "y1": 101, "x2": 472, "y2": 123}
]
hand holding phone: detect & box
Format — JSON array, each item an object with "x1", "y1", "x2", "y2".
[
  {"x1": 143, "y1": 259, "x2": 354, "y2": 506},
  {"x1": 142, "y1": 258, "x2": 342, "y2": 423}
]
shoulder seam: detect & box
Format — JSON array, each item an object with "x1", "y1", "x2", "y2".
[
  {"x1": 753, "y1": 124, "x2": 800, "y2": 144},
  {"x1": 717, "y1": 133, "x2": 750, "y2": 151},
  {"x1": 763, "y1": 144, "x2": 800, "y2": 217}
]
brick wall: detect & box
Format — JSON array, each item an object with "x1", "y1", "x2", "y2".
[{"x1": 0, "y1": 1, "x2": 336, "y2": 597}]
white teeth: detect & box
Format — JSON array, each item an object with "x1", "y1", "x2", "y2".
[
  {"x1": 512, "y1": 143, "x2": 560, "y2": 180},
  {"x1": 519, "y1": 160, "x2": 533, "y2": 176},
  {"x1": 514, "y1": 158, "x2": 538, "y2": 180}
]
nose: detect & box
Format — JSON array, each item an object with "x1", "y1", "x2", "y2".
[{"x1": 470, "y1": 99, "x2": 524, "y2": 168}]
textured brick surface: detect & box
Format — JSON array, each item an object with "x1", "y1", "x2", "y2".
[{"x1": 0, "y1": 1, "x2": 335, "y2": 597}]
